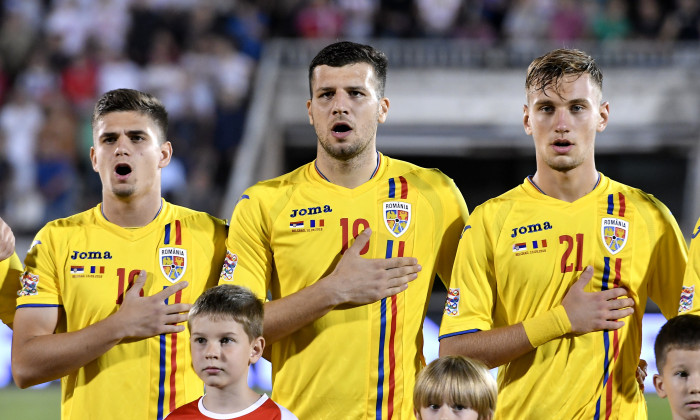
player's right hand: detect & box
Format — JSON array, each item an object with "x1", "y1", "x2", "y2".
[
  {"x1": 115, "y1": 270, "x2": 191, "y2": 339},
  {"x1": 328, "y1": 228, "x2": 422, "y2": 306},
  {"x1": 0, "y1": 216, "x2": 15, "y2": 262},
  {"x1": 562, "y1": 266, "x2": 635, "y2": 334}
]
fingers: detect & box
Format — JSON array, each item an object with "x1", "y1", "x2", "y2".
[
  {"x1": 384, "y1": 256, "x2": 419, "y2": 269},
  {"x1": 347, "y1": 228, "x2": 372, "y2": 256},
  {"x1": 154, "y1": 280, "x2": 190, "y2": 300},
  {"x1": 573, "y1": 266, "x2": 594, "y2": 289},
  {"x1": 125, "y1": 270, "x2": 147, "y2": 298}
]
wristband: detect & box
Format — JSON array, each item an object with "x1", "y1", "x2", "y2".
[{"x1": 522, "y1": 305, "x2": 572, "y2": 348}]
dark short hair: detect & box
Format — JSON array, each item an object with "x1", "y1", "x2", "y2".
[
  {"x1": 654, "y1": 314, "x2": 700, "y2": 372},
  {"x1": 308, "y1": 41, "x2": 388, "y2": 98},
  {"x1": 525, "y1": 48, "x2": 603, "y2": 99},
  {"x1": 92, "y1": 89, "x2": 168, "y2": 142},
  {"x1": 188, "y1": 284, "x2": 263, "y2": 341}
]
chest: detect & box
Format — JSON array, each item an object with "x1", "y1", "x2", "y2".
[{"x1": 493, "y1": 193, "x2": 649, "y2": 302}]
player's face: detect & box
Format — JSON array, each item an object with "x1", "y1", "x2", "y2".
[
  {"x1": 416, "y1": 403, "x2": 480, "y2": 420},
  {"x1": 523, "y1": 73, "x2": 608, "y2": 173},
  {"x1": 190, "y1": 316, "x2": 263, "y2": 390},
  {"x1": 307, "y1": 63, "x2": 389, "y2": 162},
  {"x1": 653, "y1": 349, "x2": 700, "y2": 420},
  {"x1": 91, "y1": 111, "x2": 171, "y2": 199}
]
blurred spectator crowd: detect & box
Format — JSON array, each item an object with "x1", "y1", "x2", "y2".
[{"x1": 0, "y1": 0, "x2": 698, "y2": 233}]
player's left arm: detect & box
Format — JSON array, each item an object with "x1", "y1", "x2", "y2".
[
  {"x1": 646, "y1": 201, "x2": 689, "y2": 317},
  {"x1": 680, "y1": 216, "x2": 700, "y2": 314},
  {"x1": 434, "y1": 176, "x2": 469, "y2": 286}
]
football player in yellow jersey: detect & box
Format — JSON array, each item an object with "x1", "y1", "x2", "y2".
[
  {"x1": 440, "y1": 49, "x2": 688, "y2": 419},
  {"x1": 0, "y1": 216, "x2": 24, "y2": 328},
  {"x1": 11, "y1": 89, "x2": 227, "y2": 420},
  {"x1": 220, "y1": 41, "x2": 469, "y2": 419}
]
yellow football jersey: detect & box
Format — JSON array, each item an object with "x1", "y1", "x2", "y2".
[
  {"x1": 220, "y1": 154, "x2": 468, "y2": 420},
  {"x1": 440, "y1": 174, "x2": 687, "y2": 420},
  {"x1": 681, "y1": 217, "x2": 700, "y2": 314},
  {"x1": 0, "y1": 252, "x2": 24, "y2": 327},
  {"x1": 16, "y1": 200, "x2": 227, "y2": 420}
]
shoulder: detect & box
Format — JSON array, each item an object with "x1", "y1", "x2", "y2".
[
  {"x1": 383, "y1": 156, "x2": 461, "y2": 196},
  {"x1": 471, "y1": 185, "x2": 522, "y2": 216},
  {"x1": 164, "y1": 398, "x2": 201, "y2": 419},
  {"x1": 166, "y1": 202, "x2": 227, "y2": 230},
  {"x1": 605, "y1": 177, "x2": 675, "y2": 219},
  {"x1": 270, "y1": 400, "x2": 298, "y2": 420},
  {"x1": 33, "y1": 207, "x2": 98, "y2": 241},
  {"x1": 245, "y1": 165, "x2": 308, "y2": 196}
]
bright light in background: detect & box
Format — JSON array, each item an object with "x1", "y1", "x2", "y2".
[{"x1": 0, "y1": 314, "x2": 670, "y2": 392}]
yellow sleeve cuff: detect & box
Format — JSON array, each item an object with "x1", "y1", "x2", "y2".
[{"x1": 522, "y1": 305, "x2": 572, "y2": 348}]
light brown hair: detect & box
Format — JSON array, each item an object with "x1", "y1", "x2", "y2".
[{"x1": 414, "y1": 356, "x2": 497, "y2": 420}]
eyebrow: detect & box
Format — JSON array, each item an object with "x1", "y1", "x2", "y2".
[
  {"x1": 533, "y1": 97, "x2": 591, "y2": 106},
  {"x1": 100, "y1": 129, "x2": 150, "y2": 139},
  {"x1": 315, "y1": 85, "x2": 367, "y2": 93}
]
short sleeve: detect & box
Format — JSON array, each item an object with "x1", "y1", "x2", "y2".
[
  {"x1": 219, "y1": 191, "x2": 273, "y2": 300},
  {"x1": 439, "y1": 204, "x2": 498, "y2": 339}
]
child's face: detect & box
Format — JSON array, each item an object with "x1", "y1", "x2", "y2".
[
  {"x1": 416, "y1": 403, "x2": 481, "y2": 420},
  {"x1": 190, "y1": 316, "x2": 264, "y2": 390},
  {"x1": 653, "y1": 348, "x2": 700, "y2": 420}
]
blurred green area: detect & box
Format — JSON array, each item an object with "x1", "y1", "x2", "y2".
[{"x1": 0, "y1": 386, "x2": 672, "y2": 420}]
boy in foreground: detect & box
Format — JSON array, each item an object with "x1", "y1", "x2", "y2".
[
  {"x1": 167, "y1": 285, "x2": 297, "y2": 419},
  {"x1": 413, "y1": 355, "x2": 497, "y2": 420},
  {"x1": 653, "y1": 314, "x2": 700, "y2": 420}
]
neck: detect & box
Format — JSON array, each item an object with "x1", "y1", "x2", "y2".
[
  {"x1": 201, "y1": 384, "x2": 261, "y2": 414},
  {"x1": 315, "y1": 147, "x2": 378, "y2": 189},
  {"x1": 101, "y1": 192, "x2": 163, "y2": 227},
  {"x1": 531, "y1": 163, "x2": 599, "y2": 203}
]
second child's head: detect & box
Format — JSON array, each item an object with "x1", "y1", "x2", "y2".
[
  {"x1": 188, "y1": 285, "x2": 265, "y2": 390},
  {"x1": 653, "y1": 314, "x2": 700, "y2": 420},
  {"x1": 414, "y1": 356, "x2": 497, "y2": 420}
]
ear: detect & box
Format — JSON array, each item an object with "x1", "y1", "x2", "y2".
[
  {"x1": 597, "y1": 101, "x2": 609, "y2": 133},
  {"x1": 249, "y1": 336, "x2": 265, "y2": 365},
  {"x1": 413, "y1": 409, "x2": 421, "y2": 420},
  {"x1": 653, "y1": 373, "x2": 667, "y2": 398},
  {"x1": 158, "y1": 141, "x2": 172, "y2": 169},
  {"x1": 523, "y1": 104, "x2": 532, "y2": 135},
  {"x1": 90, "y1": 146, "x2": 98, "y2": 173},
  {"x1": 307, "y1": 99, "x2": 314, "y2": 125},
  {"x1": 377, "y1": 97, "x2": 390, "y2": 124}
]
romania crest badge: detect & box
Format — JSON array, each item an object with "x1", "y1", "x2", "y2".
[
  {"x1": 601, "y1": 217, "x2": 628, "y2": 255},
  {"x1": 159, "y1": 247, "x2": 187, "y2": 283},
  {"x1": 383, "y1": 201, "x2": 411, "y2": 238}
]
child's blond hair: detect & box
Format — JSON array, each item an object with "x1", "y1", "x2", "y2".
[{"x1": 414, "y1": 356, "x2": 497, "y2": 420}]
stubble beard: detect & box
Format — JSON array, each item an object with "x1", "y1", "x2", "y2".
[
  {"x1": 545, "y1": 155, "x2": 583, "y2": 173},
  {"x1": 317, "y1": 130, "x2": 374, "y2": 163},
  {"x1": 111, "y1": 184, "x2": 135, "y2": 198}
]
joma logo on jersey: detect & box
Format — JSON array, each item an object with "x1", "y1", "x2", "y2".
[
  {"x1": 289, "y1": 205, "x2": 332, "y2": 218},
  {"x1": 510, "y1": 221, "x2": 552, "y2": 238},
  {"x1": 70, "y1": 251, "x2": 113, "y2": 260}
]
